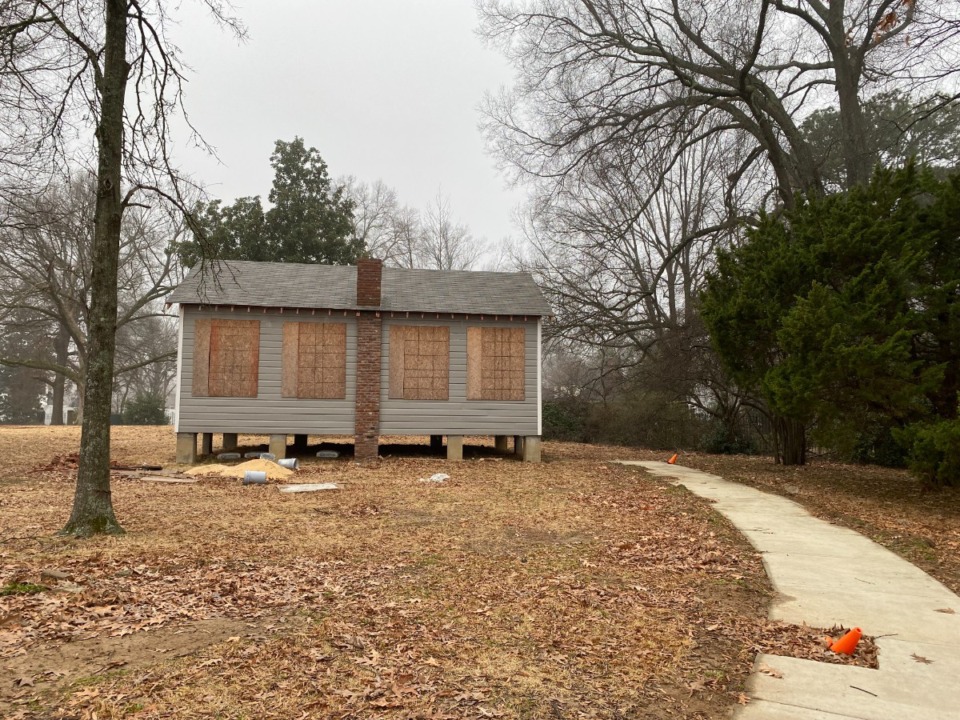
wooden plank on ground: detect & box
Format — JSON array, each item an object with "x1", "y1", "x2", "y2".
[
  {"x1": 279, "y1": 483, "x2": 340, "y2": 493},
  {"x1": 141, "y1": 476, "x2": 198, "y2": 484}
]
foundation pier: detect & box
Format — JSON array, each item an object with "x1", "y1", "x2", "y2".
[
  {"x1": 522, "y1": 436, "x2": 542, "y2": 463},
  {"x1": 176, "y1": 433, "x2": 197, "y2": 465},
  {"x1": 269, "y1": 434, "x2": 287, "y2": 459},
  {"x1": 446, "y1": 435, "x2": 464, "y2": 461},
  {"x1": 514, "y1": 435, "x2": 525, "y2": 458}
]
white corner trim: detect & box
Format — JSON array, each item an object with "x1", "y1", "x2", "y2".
[
  {"x1": 173, "y1": 305, "x2": 184, "y2": 432},
  {"x1": 537, "y1": 318, "x2": 542, "y2": 436}
]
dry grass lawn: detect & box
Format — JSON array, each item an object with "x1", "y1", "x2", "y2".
[
  {"x1": 545, "y1": 442, "x2": 960, "y2": 596},
  {"x1": 1, "y1": 427, "x2": 875, "y2": 719},
  {"x1": 675, "y1": 452, "x2": 960, "y2": 596}
]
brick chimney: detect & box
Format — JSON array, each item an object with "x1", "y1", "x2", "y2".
[
  {"x1": 356, "y1": 258, "x2": 382, "y2": 307},
  {"x1": 354, "y1": 258, "x2": 383, "y2": 462}
]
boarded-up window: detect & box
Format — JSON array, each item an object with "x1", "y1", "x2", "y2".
[
  {"x1": 466, "y1": 326, "x2": 525, "y2": 401},
  {"x1": 281, "y1": 322, "x2": 347, "y2": 399},
  {"x1": 389, "y1": 325, "x2": 449, "y2": 400},
  {"x1": 192, "y1": 318, "x2": 260, "y2": 397}
]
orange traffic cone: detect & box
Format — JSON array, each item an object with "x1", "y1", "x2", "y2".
[
  {"x1": 667, "y1": 453, "x2": 678, "y2": 464},
  {"x1": 829, "y1": 627, "x2": 862, "y2": 655}
]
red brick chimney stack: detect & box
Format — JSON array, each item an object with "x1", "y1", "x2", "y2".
[
  {"x1": 354, "y1": 258, "x2": 383, "y2": 462},
  {"x1": 356, "y1": 258, "x2": 383, "y2": 307}
]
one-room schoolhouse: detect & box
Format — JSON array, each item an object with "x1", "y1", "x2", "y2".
[{"x1": 166, "y1": 259, "x2": 552, "y2": 463}]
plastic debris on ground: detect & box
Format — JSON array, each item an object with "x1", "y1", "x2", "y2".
[
  {"x1": 418, "y1": 473, "x2": 450, "y2": 483},
  {"x1": 243, "y1": 470, "x2": 268, "y2": 485}
]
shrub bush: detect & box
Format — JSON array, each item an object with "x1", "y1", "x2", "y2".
[
  {"x1": 897, "y1": 419, "x2": 960, "y2": 488},
  {"x1": 122, "y1": 392, "x2": 168, "y2": 425}
]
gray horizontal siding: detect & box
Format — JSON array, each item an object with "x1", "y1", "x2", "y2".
[
  {"x1": 176, "y1": 307, "x2": 356, "y2": 434},
  {"x1": 379, "y1": 317, "x2": 540, "y2": 435}
]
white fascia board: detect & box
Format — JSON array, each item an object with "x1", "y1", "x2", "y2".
[
  {"x1": 173, "y1": 304, "x2": 184, "y2": 432},
  {"x1": 537, "y1": 318, "x2": 543, "y2": 436}
]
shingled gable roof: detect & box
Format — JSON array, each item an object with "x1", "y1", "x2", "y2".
[{"x1": 167, "y1": 260, "x2": 553, "y2": 317}]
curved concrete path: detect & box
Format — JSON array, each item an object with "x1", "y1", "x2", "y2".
[{"x1": 618, "y1": 461, "x2": 960, "y2": 720}]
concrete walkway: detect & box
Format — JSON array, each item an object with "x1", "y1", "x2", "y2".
[{"x1": 618, "y1": 461, "x2": 960, "y2": 720}]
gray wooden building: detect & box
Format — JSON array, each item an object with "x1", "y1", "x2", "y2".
[{"x1": 166, "y1": 259, "x2": 552, "y2": 463}]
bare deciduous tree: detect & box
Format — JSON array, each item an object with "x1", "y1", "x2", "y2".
[
  {"x1": 0, "y1": 0, "x2": 241, "y2": 536},
  {"x1": 523, "y1": 129, "x2": 749, "y2": 356},
  {"x1": 343, "y1": 179, "x2": 490, "y2": 270},
  {"x1": 526, "y1": 128, "x2": 762, "y2": 450},
  {"x1": 342, "y1": 177, "x2": 423, "y2": 267},
  {"x1": 0, "y1": 173, "x2": 181, "y2": 423},
  {"x1": 418, "y1": 191, "x2": 487, "y2": 271},
  {"x1": 480, "y1": 0, "x2": 960, "y2": 204}
]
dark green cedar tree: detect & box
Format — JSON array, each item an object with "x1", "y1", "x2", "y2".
[{"x1": 702, "y1": 165, "x2": 960, "y2": 482}]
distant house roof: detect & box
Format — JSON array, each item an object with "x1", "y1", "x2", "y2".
[{"x1": 167, "y1": 261, "x2": 553, "y2": 317}]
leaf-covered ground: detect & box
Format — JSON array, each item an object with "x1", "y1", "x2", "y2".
[
  {"x1": 677, "y1": 452, "x2": 960, "y2": 596},
  {"x1": 1, "y1": 427, "x2": 881, "y2": 719},
  {"x1": 546, "y1": 442, "x2": 960, "y2": 596}
]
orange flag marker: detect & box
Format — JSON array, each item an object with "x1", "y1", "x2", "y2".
[{"x1": 830, "y1": 627, "x2": 862, "y2": 655}]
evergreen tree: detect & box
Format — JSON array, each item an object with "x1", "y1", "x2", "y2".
[
  {"x1": 178, "y1": 138, "x2": 360, "y2": 266},
  {"x1": 702, "y1": 165, "x2": 960, "y2": 482},
  {"x1": 122, "y1": 392, "x2": 168, "y2": 425}
]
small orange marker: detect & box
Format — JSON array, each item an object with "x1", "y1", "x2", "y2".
[
  {"x1": 667, "y1": 453, "x2": 678, "y2": 464},
  {"x1": 829, "y1": 627, "x2": 862, "y2": 655}
]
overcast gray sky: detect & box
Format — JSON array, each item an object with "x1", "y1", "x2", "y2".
[{"x1": 174, "y1": 0, "x2": 524, "y2": 248}]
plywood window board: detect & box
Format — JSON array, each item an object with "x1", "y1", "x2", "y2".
[
  {"x1": 192, "y1": 318, "x2": 260, "y2": 397},
  {"x1": 282, "y1": 322, "x2": 347, "y2": 399},
  {"x1": 389, "y1": 325, "x2": 449, "y2": 401},
  {"x1": 467, "y1": 326, "x2": 525, "y2": 401}
]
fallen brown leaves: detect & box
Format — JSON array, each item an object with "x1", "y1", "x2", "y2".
[
  {"x1": 670, "y1": 452, "x2": 960, "y2": 596},
  {"x1": 547, "y1": 440, "x2": 960, "y2": 595},
  {"x1": 0, "y1": 428, "x2": 882, "y2": 719}
]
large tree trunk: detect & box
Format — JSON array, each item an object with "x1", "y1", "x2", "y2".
[
  {"x1": 50, "y1": 324, "x2": 70, "y2": 425},
  {"x1": 826, "y1": 4, "x2": 870, "y2": 188},
  {"x1": 835, "y1": 61, "x2": 870, "y2": 187},
  {"x1": 774, "y1": 416, "x2": 807, "y2": 466},
  {"x1": 62, "y1": 0, "x2": 129, "y2": 537}
]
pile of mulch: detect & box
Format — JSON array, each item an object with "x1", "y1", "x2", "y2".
[{"x1": 183, "y1": 459, "x2": 294, "y2": 479}]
